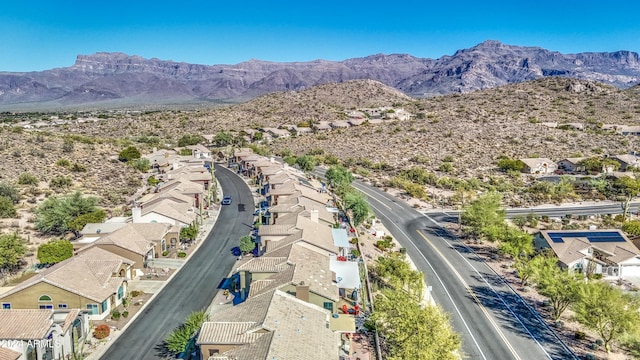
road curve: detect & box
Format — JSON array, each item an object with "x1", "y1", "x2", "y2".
[
  {"x1": 100, "y1": 164, "x2": 254, "y2": 360},
  {"x1": 354, "y1": 182, "x2": 576, "y2": 360}
]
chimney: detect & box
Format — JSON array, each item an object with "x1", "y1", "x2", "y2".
[
  {"x1": 152, "y1": 147, "x2": 157, "y2": 153},
  {"x1": 132, "y1": 207, "x2": 142, "y2": 223},
  {"x1": 296, "y1": 282, "x2": 310, "y2": 302},
  {"x1": 270, "y1": 157, "x2": 275, "y2": 163},
  {"x1": 310, "y1": 209, "x2": 319, "y2": 223}
]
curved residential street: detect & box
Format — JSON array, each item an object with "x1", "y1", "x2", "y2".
[{"x1": 100, "y1": 164, "x2": 254, "y2": 360}]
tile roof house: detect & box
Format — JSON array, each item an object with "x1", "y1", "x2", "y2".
[
  {"x1": 0, "y1": 309, "x2": 89, "y2": 360},
  {"x1": 537, "y1": 230, "x2": 640, "y2": 279},
  {"x1": 557, "y1": 157, "x2": 586, "y2": 173},
  {"x1": 132, "y1": 201, "x2": 197, "y2": 228},
  {"x1": 611, "y1": 154, "x2": 640, "y2": 171},
  {"x1": 76, "y1": 223, "x2": 173, "y2": 268},
  {"x1": 0, "y1": 247, "x2": 133, "y2": 320},
  {"x1": 197, "y1": 290, "x2": 339, "y2": 360},
  {"x1": 519, "y1": 158, "x2": 558, "y2": 175}
]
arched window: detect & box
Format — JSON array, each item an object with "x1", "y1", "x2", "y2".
[{"x1": 38, "y1": 294, "x2": 52, "y2": 302}]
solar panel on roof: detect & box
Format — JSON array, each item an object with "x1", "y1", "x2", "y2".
[{"x1": 546, "y1": 231, "x2": 627, "y2": 244}]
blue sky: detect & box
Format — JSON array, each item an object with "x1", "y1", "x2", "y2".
[{"x1": 1, "y1": 1, "x2": 639, "y2": 72}]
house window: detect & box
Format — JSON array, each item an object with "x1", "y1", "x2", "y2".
[
  {"x1": 86, "y1": 304, "x2": 98, "y2": 315},
  {"x1": 1, "y1": 303, "x2": 10, "y2": 309},
  {"x1": 58, "y1": 304, "x2": 68, "y2": 309},
  {"x1": 38, "y1": 294, "x2": 53, "y2": 302},
  {"x1": 101, "y1": 300, "x2": 108, "y2": 313},
  {"x1": 117, "y1": 286, "x2": 124, "y2": 300},
  {"x1": 323, "y1": 302, "x2": 333, "y2": 312},
  {"x1": 39, "y1": 304, "x2": 53, "y2": 309}
]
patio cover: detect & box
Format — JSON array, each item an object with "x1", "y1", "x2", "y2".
[
  {"x1": 330, "y1": 257, "x2": 362, "y2": 289},
  {"x1": 332, "y1": 228, "x2": 350, "y2": 248}
]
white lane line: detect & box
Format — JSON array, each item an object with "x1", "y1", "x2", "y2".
[
  {"x1": 364, "y1": 199, "x2": 488, "y2": 360},
  {"x1": 423, "y1": 216, "x2": 552, "y2": 360},
  {"x1": 415, "y1": 229, "x2": 521, "y2": 360}
]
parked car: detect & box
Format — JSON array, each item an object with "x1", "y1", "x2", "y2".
[{"x1": 222, "y1": 195, "x2": 232, "y2": 205}]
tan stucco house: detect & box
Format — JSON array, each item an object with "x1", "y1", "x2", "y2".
[{"x1": 0, "y1": 247, "x2": 133, "y2": 320}]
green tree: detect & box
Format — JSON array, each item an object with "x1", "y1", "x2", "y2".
[
  {"x1": 612, "y1": 176, "x2": 640, "y2": 221},
  {"x1": 239, "y1": 235, "x2": 255, "y2": 253},
  {"x1": 325, "y1": 165, "x2": 354, "y2": 196},
  {"x1": 497, "y1": 158, "x2": 524, "y2": 172},
  {"x1": 180, "y1": 224, "x2": 198, "y2": 242},
  {"x1": 344, "y1": 191, "x2": 370, "y2": 226},
  {"x1": 0, "y1": 233, "x2": 27, "y2": 278},
  {"x1": 35, "y1": 192, "x2": 100, "y2": 237},
  {"x1": 0, "y1": 196, "x2": 17, "y2": 218},
  {"x1": 573, "y1": 281, "x2": 640, "y2": 352},
  {"x1": 118, "y1": 146, "x2": 142, "y2": 162},
  {"x1": 372, "y1": 252, "x2": 424, "y2": 300},
  {"x1": 37, "y1": 239, "x2": 74, "y2": 265},
  {"x1": 532, "y1": 263, "x2": 582, "y2": 320},
  {"x1": 371, "y1": 289, "x2": 461, "y2": 360},
  {"x1": 497, "y1": 226, "x2": 534, "y2": 260},
  {"x1": 460, "y1": 192, "x2": 506, "y2": 238},
  {"x1": 579, "y1": 157, "x2": 620, "y2": 173},
  {"x1": 212, "y1": 131, "x2": 233, "y2": 147},
  {"x1": 129, "y1": 158, "x2": 150, "y2": 172},
  {"x1": 0, "y1": 182, "x2": 20, "y2": 204},
  {"x1": 165, "y1": 311, "x2": 209, "y2": 353},
  {"x1": 67, "y1": 209, "x2": 107, "y2": 237},
  {"x1": 295, "y1": 155, "x2": 316, "y2": 172},
  {"x1": 621, "y1": 220, "x2": 640, "y2": 236},
  {"x1": 178, "y1": 134, "x2": 204, "y2": 147}
]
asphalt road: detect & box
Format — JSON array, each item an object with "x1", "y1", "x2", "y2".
[
  {"x1": 354, "y1": 183, "x2": 576, "y2": 360},
  {"x1": 310, "y1": 168, "x2": 576, "y2": 360},
  {"x1": 427, "y1": 201, "x2": 640, "y2": 223},
  {"x1": 100, "y1": 164, "x2": 254, "y2": 360}
]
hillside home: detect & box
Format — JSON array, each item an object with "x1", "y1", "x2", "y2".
[
  {"x1": 536, "y1": 230, "x2": 640, "y2": 279},
  {"x1": 519, "y1": 158, "x2": 558, "y2": 175},
  {"x1": 0, "y1": 309, "x2": 89, "y2": 360},
  {"x1": 611, "y1": 154, "x2": 640, "y2": 171},
  {"x1": 557, "y1": 157, "x2": 586, "y2": 173},
  {"x1": 0, "y1": 247, "x2": 133, "y2": 320}
]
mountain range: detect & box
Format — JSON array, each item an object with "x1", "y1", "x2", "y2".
[{"x1": 1, "y1": 40, "x2": 639, "y2": 109}]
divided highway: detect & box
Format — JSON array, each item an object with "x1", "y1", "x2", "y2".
[
  {"x1": 312, "y1": 168, "x2": 576, "y2": 360},
  {"x1": 101, "y1": 164, "x2": 254, "y2": 360},
  {"x1": 354, "y1": 183, "x2": 576, "y2": 360}
]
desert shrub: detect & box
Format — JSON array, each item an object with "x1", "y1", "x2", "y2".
[
  {"x1": 177, "y1": 252, "x2": 186, "y2": 258},
  {"x1": 0, "y1": 196, "x2": 17, "y2": 218},
  {"x1": 351, "y1": 249, "x2": 361, "y2": 257},
  {"x1": 93, "y1": 324, "x2": 110, "y2": 339},
  {"x1": 162, "y1": 250, "x2": 169, "y2": 256},
  {"x1": 122, "y1": 310, "x2": 129, "y2": 318},
  {"x1": 111, "y1": 309, "x2": 121, "y2": 320},
  {"x1": 56, "y1": 158, "x2": 71, "y2": 167},
  {"x1": 574, "y1": 331, "x2": 586, "y2": 340},
  {"x1": 49, "y1": 176, "x2": 72, "y2": 190},
  {"x1": 70, "y1": 163, "x2": 87, "y2": 172},
  {"x1": 18, "y1": 172, "x2": 39, "y2": 186},
  {"x1": 130, "y1": 290, "x2": 142, "y2": 297}
]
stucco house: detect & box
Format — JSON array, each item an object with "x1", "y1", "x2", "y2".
[
  {"x1": 75, "y1": 223, "x2": 174, "y2": 268},
  {"x1": 0, "y1": 309, "x2": 89, "y2": 360},
  {"x1": 536, "y1": 230, "x2": 640, "y2": 279},
  {"x1": 519, "y1": 158, "x2": 558, "y2": 175},
  {"x1": 197, "y1": 290, "x2": 339, "y2": 360},
  {"x1": 0, "y1": 247, "x2": 133, "y2": 320},
  {"x1": 611, "y1": 154, "x2": 640, "y2": 171},
  {"x1": 557, "y1": 157, "x2": 586, "y2": 173}
]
